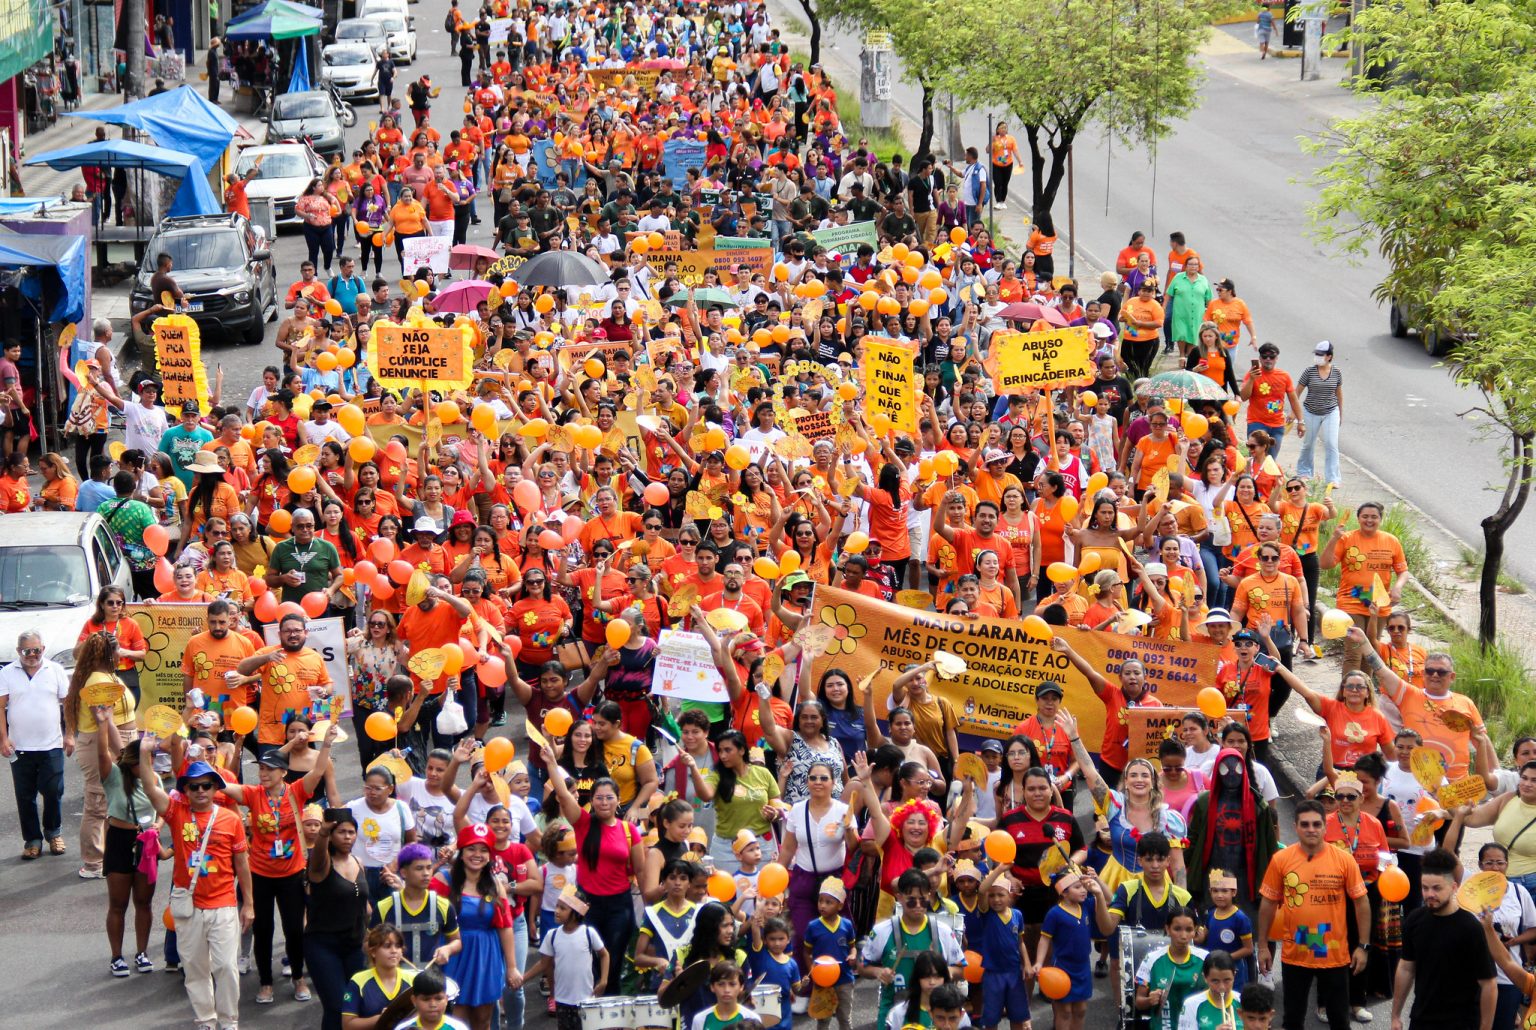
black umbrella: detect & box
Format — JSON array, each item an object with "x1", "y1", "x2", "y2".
[{"x1": 510, "y1": 250, "x2": 612, "y2": 289}]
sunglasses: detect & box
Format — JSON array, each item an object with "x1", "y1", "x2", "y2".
[
  {"x1": 644, "y1": 523, "x2": 663, "y2": 530},
  {"x1": 19, "y1": 647, "x2": 42, "y2": 657},
  {"x1": 1287, "y1": 484, "x2": 1305, "y2": 492},
  {"x1": 104, "y1": 599, "x2": 124, "y2": 607},
  {"x1": 1335, "y1": 793, "x2": 1360, "y2": 801},
  {"x1": 807, "y1": 774, "x2": 833, "y2": 782},
  {"x1": 1425, "y1": 668, "x2": 1451, "y2": 677},
  {"x1": 186, "y1": 782, "x2": 218, "y2": 792}
]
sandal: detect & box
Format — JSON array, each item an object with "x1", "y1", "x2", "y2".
[
  {"x1": 21, "y1": 843, "x2": 40, "y2": 860},
  {"x1": 294, "y1": 980, "x2": 312, "y2": 1002}
]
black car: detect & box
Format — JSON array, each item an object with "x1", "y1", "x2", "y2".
[{"x1": 128, "y1": 213, "x2": 278, "y2": 346}]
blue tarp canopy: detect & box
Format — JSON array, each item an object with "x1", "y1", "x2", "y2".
[
  {"x1": 23, "y1": 140, "x2": 221, "y2": 218},
  {"x1": 66, "y1": 86, "x2": 239, "y2": 175},
  {"x1": 0, "y1": 227, "x2": 88, "y2": 325},
  {"x1": 229, "y1": 0, "x2": 324, "y2": 23}
]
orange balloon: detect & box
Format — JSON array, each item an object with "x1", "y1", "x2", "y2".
[
  {"x1": 606, "y1": 619, "x2": 632, "y2": 649},
  {"x1": 1038, "y1": 967, "x2": 1071, "y2": 1001},
  {"x1": 229, "y1": 705, "x2": 258, "y2": 735},
  {"x1": 143, "y1": 523, "x2": 170, "y2": 557},
  {"x1": 353, "y1": 559, "x2": 379, "y2": 585},
  {"x1": 349, "y1": 436, "x2": 377, "y2": 463},
  {"x1": 1378, "y1": 864, "x2": 1410, "y2": 903},
  {"x1": 707, "y1": 870, "x2": 736, "y2": 901},
  {"x1": 153, "y1": 558, "x2": 175, "y2": 594},
  {"x1": 364, "y1": 711, "x2": 397, "y2": 742},
  {"x1": 301, "y1": 591, "x2": 330, "y2": 618},
  {"x1": 963, "y1": 951, "x2": 985, "y2": 984},
  {"x1": 757, "y1": 862, "x2": 789, "y2": 898},
  {"x1": 984, "y1": 829, "x2": 1017, "y2": 864},
  {"x1": 287, "y1": 466, "x2": 317, "y2": 494},
  {"x1": 315, "y1": 351, "x2": 338, "y2": 373},
  {"x1": 436, "y1": 401, "x2": 462, "y2": 424},
  {"x1": 370, "y1": 537, "x2": 397, "y2": 564},
  {"x1": 483, "y1": 737, "x2": 515, "y2": 772},
  {"x1": 441, "y1": 642, "x2": 465, "y2": 677},
  {"x1": 253, "y1": 592, "x2": 279, "y2": 623},
  {"x1": 950, "y1": 227, "x2": 968, "y2": 245},
  {"x1": 810, "y1": 957, "x2": 842, "y2": 988},
  {"x1": 457, "y1": 637, "x2": 479, "y2": 669},
  {"x1": 544, "y1": 707, "x2": 574, "y2": 737},
  {"x1": 388, "y1": 559, "x2": 413, "y2": 585},
  {"x1": 644, "y1": 482, "x2": 670, "y2": 507}
]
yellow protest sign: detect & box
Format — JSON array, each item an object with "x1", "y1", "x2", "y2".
[
  {"x1": 990, "y1": 326, "x2": 1095, "y2": 393},
  {"x1": 863, "y1": 336, "x2": 917, "y2": 433},
  {"x1": 808, "y1": 585, "x2": 1218, "y2": 746},
  {"x1": 1437, "y1": 774, "x2": 1487, "y2": 809},
  {"x1": 369, "y1": 322, "x2": 474, "y2": 391},
  {"x1": 152, "y1": 314, "x2": 209, "y2": 417},
  {"x1": 584, "y1": 68, "x2": 662, "y2": 92},
  {"x1": 648, "y1": 246, "x2": 774, "y2": 285},
  {"x1": 128, "y1": 602, "x2": 210, "y2": 712}
]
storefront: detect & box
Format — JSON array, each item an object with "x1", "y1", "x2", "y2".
[{"x1": 0, "y1": 0, "x2": 57, "y2": 164}]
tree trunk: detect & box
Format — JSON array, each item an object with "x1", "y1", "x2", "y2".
[
  {"x1": 1028, "y1": 130, "x2": 1076, "y2": 231},
  {"x1": 917, "y1": 81, "x2": 935, "y2": 158},
  {"x1": 800, "y1": 0, "x2": 821, "y2": 65},
  {"x1": 1479, "y1": 429, "x2": 1535, "y2": 649},
  {"x1": 124, "y1": 0, "x2": 147, "y2": 98}
]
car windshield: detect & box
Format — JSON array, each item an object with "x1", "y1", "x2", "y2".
[
  {"x1": 235, "y1": 151, "x2": 311, "y2": 180},
  {"x1": 325, "y1": 48, "x2": 372, "y2": 66},
  {"x1": 372, "y1": 16, "x2": 405, "y2": 32},
  {"x1": 0, "y1": 546, "x2": 92, "y2": 607},
  {"x1": 141, "y1": 230, "x2": 246, "y2": 272},
  {"x1": 336, "y1": 22, "x2": 381, "y2": 40},
  {"x1": 273, "y1": 95, "x2": 332, "y2": 120}
]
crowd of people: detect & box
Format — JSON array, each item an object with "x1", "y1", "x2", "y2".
[{"x1": 0, "y1": 2, "x2": 1518, "y2": 1030}]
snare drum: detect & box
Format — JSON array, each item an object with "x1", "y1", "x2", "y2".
[
  {"x1": 630, "y1": 996, "x2": 672, "y2": 1029},
  {"x1": 751, "y1": 984, "x2": 782, "y2": 1022},
  {"x1": 1117, "y1": 925, "x2": 1170, "y2": 1030},
  {"x1": 580, "y1": 996, "x2": 635, "y2": 1030}
]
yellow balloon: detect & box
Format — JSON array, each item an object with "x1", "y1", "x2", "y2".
[
  {"x1": 1181, "y1": 412, "x2": 1209, "y2": 439},
  {"x1": 1320, "y1": 608, "x2": 1352, "y2": 640},
  {"x1": 1078, "y1": 552, "x2": 1102, "y2": 576},
  {"x1": 753, "y1": 557, "x2": 780, "y2": 579},
  {"x1": 844, "y1": 532, "x2": 869, "y2": 555},
  {"x1": 725, "y1": 444, "x2": 751, "y2": 471},
  {"x1": 778, "y1": 550, "x2": 802, "y2": 575}
]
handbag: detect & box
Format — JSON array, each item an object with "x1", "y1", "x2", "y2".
[
  {"x1": 170, "y1": 810, "x2": 219, "y2": 920},
  {"x1": 1210, "y1": 512, "x2": 1232, "y2": 548}
]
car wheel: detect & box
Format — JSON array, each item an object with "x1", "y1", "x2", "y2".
[
  {"x1": 244, "y1": 318, "x2": 268, "y2": 346},
  {"x1": 1423, "y1": 326, "x2": 1453, "y2": 358},
  {"x1": 1388, "y1": 301, "x2": 1407, "y2": 339}
]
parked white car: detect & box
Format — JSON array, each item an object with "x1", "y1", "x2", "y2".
[
  {"x1": 322, "y1": 42, "x2": 380, "y2": 99},
  {"x1": 0, "y1": 512, "x2": 136, "y2": 667},
  {"x1": 232, "y1": 142, "x2": 327, "y2": 226},
  {"x1": 364, "y1": 12, "x2": 417, "y2": 63}
]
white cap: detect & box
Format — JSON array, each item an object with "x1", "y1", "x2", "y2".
[
  {"x1": 412, "y1": 516, "x2": 439, "y2": 535},
  {"x1": 1143, "y1": 562, "x2": 1168, "y2": 578},
  {"x1": 1091, "y1": 323, "x2": 1115, "y2": 339}
]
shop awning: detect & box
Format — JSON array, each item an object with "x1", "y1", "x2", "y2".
[
  {"x1": 0, "y1": 227, "x2": 88, "y2": 325},
  {"x1": 24, "y1": 139, "x2": 222, "y2": 219},
  {"x1": 67, "y1": 86, "x2": 240, "y2": 175}
]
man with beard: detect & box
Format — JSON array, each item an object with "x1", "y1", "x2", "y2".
[
  {"x1": 237, "y1": 614, "x2": 333, "y2": 755},
  {"x1": 183, "y1": 599, "x2": 257, "y2": 764},
  {"x1": 1393, "y1": 847, "x2": 1494, "y2": 1030},
  {"x1": 701, "y1": 561, "x2": 764, "y2": 637},
  {"x1": 930, "y1": 499, "x2": 1021, "y2": 603}
]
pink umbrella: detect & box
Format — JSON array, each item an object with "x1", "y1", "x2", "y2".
[
  {"x1": 1002, "y1": 301, "x2": 1069, "y2": 328},
  {"x1": 449, "y1": 244, "x2": 500, "y2": 271},
  {"x1": 431, "y1": 279, "x2": 495, "y2": 314}
]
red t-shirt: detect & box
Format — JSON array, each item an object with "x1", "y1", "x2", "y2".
[
  {"x1": 950, "y1": 528, "x2": 1014, "y2": 578},
  {"x1": 238, "y1": 780, "x2": 312, "y2": 879},
  {"x1": 573, "y1": 809, "x2": 638, "y2": 896},
  {"x1": 489, "y1": 839, "x2": 537, "y2": 917},
  {"x1": 1096, "y1": 685, "x2": 1162, "y2": 772}
]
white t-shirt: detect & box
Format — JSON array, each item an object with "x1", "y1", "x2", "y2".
[
  {"x1": 0, "y1": 660, "x2": 70, "y2": 750},
  {"x1": 541, "y1": 923, "x2": 606, "y2": 1005},
  {"x1": 124, "y1": 401, "x2": 169, "y2": 456},
  {"x1": 346, "y1": 797, "x2": 416, "y2": 868},
  {"x1": 1186, "y1": 742, "x2": 1220, "y2": 778},
  {"x1": 785, "y1": 799, "x2": 849, "y2": 874},
  {"x1": 1491, "y1": 883, "x2": 1536, "y2": 985},
  {"x1": 1382, "y1": 763, "x2": 1433, "y2": 856},
  {"x1": 396, "y1": 776, "x2": 455, "y2": 848},
  {"x1": 302, "y1": 419, "x2": 352, "y2": 446},
  {"x1": 465, "y1": 791, "x2": 538, "y2": 842}
]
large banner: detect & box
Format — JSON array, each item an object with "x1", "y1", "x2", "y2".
[
  {"x1": 127, "y1": 602, "x2": 210, "y2": 713},
  {"x1": 585, "y1": 68, "x2": 663, "y2": 93},
  {"x1": 807, "y1": 585, "x2": 1218, "y2": 749}
]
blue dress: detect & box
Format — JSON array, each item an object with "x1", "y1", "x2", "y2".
[
  {"x1": 446, "y1": 893, "x2": 506, "y2": 1007},
  {"x1": 1040, "y1": 895, "x2": 1096, "y2": 1004}
]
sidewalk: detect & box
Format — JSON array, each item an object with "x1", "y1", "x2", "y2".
[{"x1": 15, "y1": 90, "x2": 128, "y2": 200}]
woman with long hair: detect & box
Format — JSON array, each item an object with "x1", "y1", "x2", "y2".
[
  {"x1": 540, "y1": 754, "x2": 640, "y2": 995},
  {"x1": 816, "y1": 666, "x2": 865, "y2": 764},
  {"x1": 296, "y1": 177, "x2": 339, "y2": 274},
  {"x1": 658, "y1": 902, "x2": 747, "y2": 1030},
  {"x1": 778, "y1": 758, "x2": 853, "y2": 962},
  {"x1": 345, "y1": 611, "x2": 401, "y2": 769},
  {"x1": 94, "y1": 703, "x2": 156, "y2": 975},
  {"x1": 38, "y1": 451, "x2": 79, "y2": 511},
  {"x1": 66, "y1": 630, "x2": 137, "y2": 880},
  {"x1": 695, "y1": 729, "x2": 782, "y2": 873},
  {"x1": 353, "y1": 183, "x2": 389, "y2": 275},
  {"x1": 306, "y1": 810, "x2": 371, "y2": 1030},
  {"x1": 196, "y1": 540, "x2": 253, "y2": 611}
]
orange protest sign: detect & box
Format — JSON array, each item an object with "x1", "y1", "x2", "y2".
[
  {"x1": 368, "y1": 322, "x2": 473, "y2": 390},
  {"x1": 807, "y1": 585, "x2": 1219, "y2": 746},
  {"x1": 1126, "y1": 707, "x2": 1250, "y2": 761}
]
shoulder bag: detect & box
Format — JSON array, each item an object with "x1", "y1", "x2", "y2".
[{"x1": 170, "y1": 810, "x2": 220, "y2": 920}]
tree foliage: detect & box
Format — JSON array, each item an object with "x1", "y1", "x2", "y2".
[
  {"x1": 1307, "y1": 0, "x2": 1536, "y2": 645},
  {"x1": 935, "y1": 0, "x2": 1218, "y2": 223}
]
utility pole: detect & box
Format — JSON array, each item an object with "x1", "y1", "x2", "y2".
[{"x1": 124, "y1": 0, "x2": 147, "y2": 98}]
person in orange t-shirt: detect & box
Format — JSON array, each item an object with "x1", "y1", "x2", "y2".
[
  {"x1": 1320, "y1": 503, "x2": 1408, "y2": 670},
  {"x1": 1129, "y1": 416, "x2": 1179, "y2": 494},
  {"x1": 182, "y1": 602, "x2": 258, "y2": 711},
  {"x1": 397, "y1": 578, "x2": 474, "y2": 690},
  {"x1": 1257, "y1": 806, "x2": 1369, "y2": 979},
  {"x1": 236, "y1": 615, "x2": 334, "y2": 747}
]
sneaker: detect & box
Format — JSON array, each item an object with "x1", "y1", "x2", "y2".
[
  {"x1": 165, "y1": 961, "x2": 182, "y2": 973},
  {"x1": 995, "y1": 202, "x2": 1007, "y2": 210},
  {"x1": 78, "y1": 865, "x2": 103, "y2": 879},
  {"x1": 1353, "y1": 1008, "x2": 1373, "y2": 1023},
  {"x1": 110, "y1": 957, "x2": 130, "y2": 978},
  {"x1": 255, "y1": 986, "x2": 274, "y2": 1005},
  {"x1": 1318, "y1": 1009, "x2": 1327, "y2": 1023},
  {"x1": 135, "y1": 952, "x2": 154, "y2": 974},
  {"x1": 1094, "y1": 956, "x2": 1108, "y2": 978},
  {"x1": 238, "y1": 953, "x2": 252, "y2": 976},
  {"x1": 294, "y1": 979, "x2": 312, "y2": 1002}
]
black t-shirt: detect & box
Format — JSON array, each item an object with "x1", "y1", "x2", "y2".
[
  {"x1": 882, "y1": 212, "x2": 918, "y2": 241},
  {"x1": 1098, "y1": 288, "x2": 1123, "y2": 326},
  {"x1": 847, "y1": 197, "x2": 882, "y2": 222},
  {"x1": 528, "y1": 206, "x2": 562, "y2": 237},
  {"x1": 1402, "y1": 907, "x2": 1494, "y2": 1028},
  {"x1": 1095, "y1": 374, "x2": 1135, "y2": 424},
  {"x1": 908, "y1": 175, "x2": 933, "y2": 214}
]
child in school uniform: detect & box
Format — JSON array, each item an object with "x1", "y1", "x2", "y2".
[
  {"x1": 973, "y1": 866, "x2": 1031, "y2": 1030},
  {"x1": 1034, "y1": 870, "x2": 1104, "y2": 1030},
  {"x1": 747, "y1": 915, "x2": 805, "y2": 1030},
  {"x1": 521, "y1": 888, "x2": 608, "y2": 1030},
  {"x1": 690, "y1": 961, "x2": 760, "y2": 1030},
  {"x1": 1195, "y1": 871, "x2": 1254, "y2": 991},
  {"x1": 1134, "y1": 905, "x2": 1207, "y2": 1030},
  {"x1": 1174, "y1": 950, "x2": 1240, "y2": 1030},
  {"x1": 801, "y1": 877, "x2": 858, "y2": 1030}
]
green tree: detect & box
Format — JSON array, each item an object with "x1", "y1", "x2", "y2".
[
  {"x1": 1306, "y1": 0, "x2": 1536, "y2": 645},
  {"x1": 938, "y1": 0, "x2": 1218, "y2": 226},
  {"x1": 833, "y1": 0, "x2": 967, "y2": 156}
]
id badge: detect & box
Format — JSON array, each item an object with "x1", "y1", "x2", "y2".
[{"x1": 270, "y1": 839, "x2": 294, "y2": 860}]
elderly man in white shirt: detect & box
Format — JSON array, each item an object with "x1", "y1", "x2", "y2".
[{"x1": 0, "y1": 630, "x2": 73, "y2": 858}]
